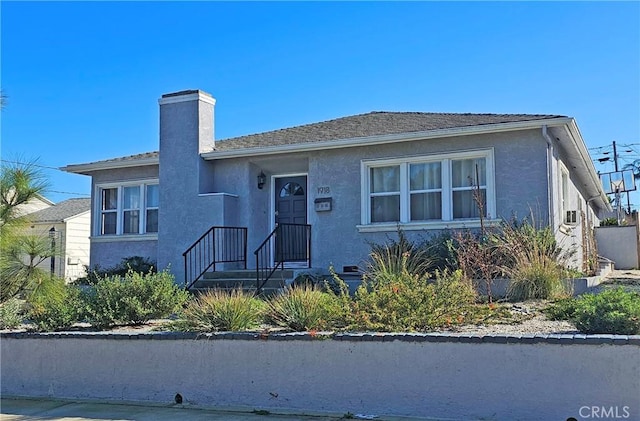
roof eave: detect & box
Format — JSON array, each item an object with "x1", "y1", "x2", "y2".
[
  {"x1": 567, "y1": 119, "x2": 613, "y2": 212},
  {"x1": 561, "y1": 121, "x2": 613, "y2": 213},
  {"x1": 201, "y1": 117, "x2": 573, "y2": 160},
  {"x1": 61, "y1": 157, "x2": 159, "y2": 175}
]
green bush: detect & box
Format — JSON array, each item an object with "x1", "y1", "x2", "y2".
[
  {"x1": 27, "y1": 280, "x2": 83, "y2": 331},
  {"x1": 75, "y1": 256, "x2": 156, "y2": 285},
  {"x1": 498, "y1": 220, "x2": 571, "y2": 301},
  {"x1": 83, "y1": 270, "x2": 188, "y2": 328},
  {"x1": 420, "y1": 231, "x2": 459, "y2": 273},
  {"x1": 506, "y1": 259, "x2": 571, "y2": 301},
  {"x1": 544, "y1": 297, "x2": 579, "y2": 321},
  {"x1": 266, "y1": 285, "x2": 343, "y2": 331},
  {"x1": 546, "y1": 288, "x2": 640, "y2": 335},
  {"x1": 366, "y1": 230, "x2": 435, "y2": 283},
  {"x1": 0, "y1": 298, "x2": 24, "y2": 329},
  {"x1": 182, "y1": 289, "x2": 265, "y2": 331},
  {"x1": 352, "y1": 270, "x2": 477, "y2": 332}
]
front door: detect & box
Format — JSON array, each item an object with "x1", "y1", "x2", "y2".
[{"x1": 274, "y1": 176, "x2": 307, "y2": 264}]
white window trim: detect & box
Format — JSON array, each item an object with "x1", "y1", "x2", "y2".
[
  {"x1": 359, "y1": 149, "x2": 496, "y2": 232},
  {"x1": 94, "y1": 179, "x2": 159, "y2": 237}
]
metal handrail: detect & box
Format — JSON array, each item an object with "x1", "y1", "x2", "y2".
[
  {"x1": 254, "y1": 223, "x2": 311, "y2": 293},
  {"x1": 183, "y1": 226, "x2": 247, "y2": 290}
]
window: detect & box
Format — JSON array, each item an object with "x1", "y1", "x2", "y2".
[
  {"x1": 96, "y1": 181, "x2": 159, "y2": 236},
  {"x1": 146, "y1": 185, "x2": 159, "y2": 233},
  {"x1": 100, "y1": 188, "x2": 118, "y2": 235},
  {"x1": 361, "y1": 150, "x2": 494, "y2": 227},
  {"x1": 279, "y1": 182, "x2": 304, "y2": 197},
  {"x1": 370, "y1": 166, "x2": 400, "y2": 222},
  {"x1": 560, "y1": 166, "x2": 569, "y2": 214}
]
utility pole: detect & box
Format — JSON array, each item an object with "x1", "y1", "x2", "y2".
[{"x1": 612, "y1": 141, "x2": 632, "y2": 214}]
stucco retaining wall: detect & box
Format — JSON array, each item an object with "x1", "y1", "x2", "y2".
[
  {"x1": 595, "y1": 225, "x2": 640, "y2": 269},
  {"x1": 2, "y1": 332, "x2": 638, "y2": 420}
]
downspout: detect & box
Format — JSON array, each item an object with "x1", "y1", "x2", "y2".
[
  {"x1": 585, "y1": 195, "x2": 604, "y2": 272},
  {"x1": 542, "y1": 126, "x2": 555, "y2": 228}
]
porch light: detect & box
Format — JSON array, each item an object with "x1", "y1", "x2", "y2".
[
  {"x1": 257, "y1": 171, "x2": 266, "y2": 190},
  {"x1": 49, "y1": 227, "x2": 56, "y2": 276}
]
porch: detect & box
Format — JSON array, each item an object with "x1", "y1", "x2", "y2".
[{"x1": 182, "y1": 224, "x2": 313, "y2": 294}]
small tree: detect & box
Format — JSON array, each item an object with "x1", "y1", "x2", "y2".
[{"x1": 0, "y1": 161, "x2": 55, "y2": 302}]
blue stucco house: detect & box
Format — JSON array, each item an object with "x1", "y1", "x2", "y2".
[{"x1": 63, "y1": 89, "x2": 611, "y2": 288}]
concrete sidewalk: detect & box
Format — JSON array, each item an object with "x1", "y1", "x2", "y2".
[{"x1": 0, "y1": 398, "x2": 437, "y2": 421}]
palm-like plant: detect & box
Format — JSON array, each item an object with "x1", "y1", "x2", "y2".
[{"x1": 0, "y1": 161, "x2": 54, "y2": 302}]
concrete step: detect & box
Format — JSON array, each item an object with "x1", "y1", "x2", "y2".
[
  {"x1": 189, "y1": 286, "x2": 283, "y2": 298},
  {"x1": 194, "y1": 278, "x2": 285, "y2": 289},
  {"x1": 203, "y1": 269, "x2": 295, "y2": 280}
]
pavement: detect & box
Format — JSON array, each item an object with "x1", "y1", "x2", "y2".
[{"x1": 0, "y1": 398, "x2": 438, "y2": 421}]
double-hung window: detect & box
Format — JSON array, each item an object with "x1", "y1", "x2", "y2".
[
  {"x1": 362, "y1": 150, "x2": 494, "y2": 228},
  {"x1": 96, "y1": 181, "x2": 159, "y2": 236}
]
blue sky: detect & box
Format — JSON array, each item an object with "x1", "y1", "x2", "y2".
[{"x1": 2, "y1": 1, "x2": 639, "y2": 208}]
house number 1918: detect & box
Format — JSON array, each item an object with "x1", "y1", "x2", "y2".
[{"x1": 317, "y1": 186, "x2": 330, "y2": 195}]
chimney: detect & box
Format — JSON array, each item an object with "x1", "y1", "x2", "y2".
[{"x1": 158, "y1": 89, "x2": 216, "y2": 153}]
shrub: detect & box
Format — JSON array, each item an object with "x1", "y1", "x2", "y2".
[
  {"x1": 420, "y1": 231, "x2": 459, "y2": 273},
  {"x1": 454, "y1": 230, "x2": 502, "y2": 301},
  {"x1": 291, "y1": 270, "x2": 350, "y2": 296},
  {"x1": 0, "y1": 298, "x2": 24, "y2": 329},
  {"x1": 27, "y1": 280, "x2": 83, "y2": 331},
  {"x1": 366, "y1": 230, "x2": 435, "y2": 283},
  {"x1": 75, "y1": 256, "x2": 156, "y2": 285},
  {"x1": 506, "y1": 258, "x2": 571, "y2": 301},
  {"x1": 352, "y1": 270, "x2": 476, "y2": 332},
  {"x1": 83, "y1": 270, "x2": 188, "y2": 328},
  {"x1": 546, "y1": 288, "x2": 640, "y2": 335},
  {"x1": 266, "y1": 285, "x2": 342, "y2": 331},
  {"x1": 544, "y1": 297, "x2": 579, "y2": 321},
  {"x1": 182, "y1": 289, "x2": 265, "y2": 331},
  {"x1": 498, "y1": 220, "x2": 571, "y2": 301}
]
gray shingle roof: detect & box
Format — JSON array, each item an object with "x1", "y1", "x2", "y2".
[
  {"x1": 71, "y1": 111, "x2": 565, "y2": 165},
  {"x1": 28, "y1": 198, "x2": 91, "y2": 223},
  {"x1": 85, "y1": 151, "x2": 159, "y2": 165},
  {"x1": 214, "y1": 111, "x2": 565, "y2": 151}
]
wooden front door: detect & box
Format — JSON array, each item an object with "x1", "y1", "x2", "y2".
[{"x1": 274, "y1": 176, "x2": 307, "y2": 264}]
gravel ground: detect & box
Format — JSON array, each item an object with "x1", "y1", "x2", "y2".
[
  {"x1": 448, "y1": 270, "x2": 640, "y2": 335},
  {"x1": 109, "y1": 270, "x2": 639, "y2": 336},
  {"x1": 4, "y1": 270, "x2": 639, "y2": 336}
]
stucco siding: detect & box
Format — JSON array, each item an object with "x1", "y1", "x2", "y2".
[
  {"x1": 91, "y1": 165, "x2": 159, "y2": 185},
  {"x1": 3, "y1": 335, "x2": 638, "y2": 421},
  {"x1": 88, "y1": 166, "x2": 160, "y2": 268},
  {"x1": 90, "y1": 239, "x2": 158, "y2": 270},
  {"x1": 200, "y1": 129, "x2": 553, "y2": 272},
  {"x1": 552, "y1": 148, "x2": 596, "y2": 271},
  {"x1": 157, "y1": 96, "x2": 243, "y2": 282}
]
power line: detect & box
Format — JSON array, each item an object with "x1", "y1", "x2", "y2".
[
  {"x1": 0, "y1": 159, "x2": 64, "y2": 172},
  {"x1": 44, "y1": 190, "x2": 90, "y2": 197}
]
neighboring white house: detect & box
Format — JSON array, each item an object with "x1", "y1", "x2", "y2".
[
  {"x1": 13, "y1": 194, "x2": 54, "y2": 217},
  {"x1": 24, "y1": 198, "x2": 91, "y2": 281},
  {"x1": 64, "y1": 90, "x2": 612, "y2": 287}
]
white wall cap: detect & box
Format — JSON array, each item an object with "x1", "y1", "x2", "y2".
[{"x1": 158, "y1": 90, "x2": 216, "y2": 106}]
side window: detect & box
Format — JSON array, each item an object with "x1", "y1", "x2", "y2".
[
  {"x1": 100, "y1": 188, "x2": 118, "y2": 235},
  {"x1": 96, "y1": 182, "x2": 159, "y2": 235}
]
